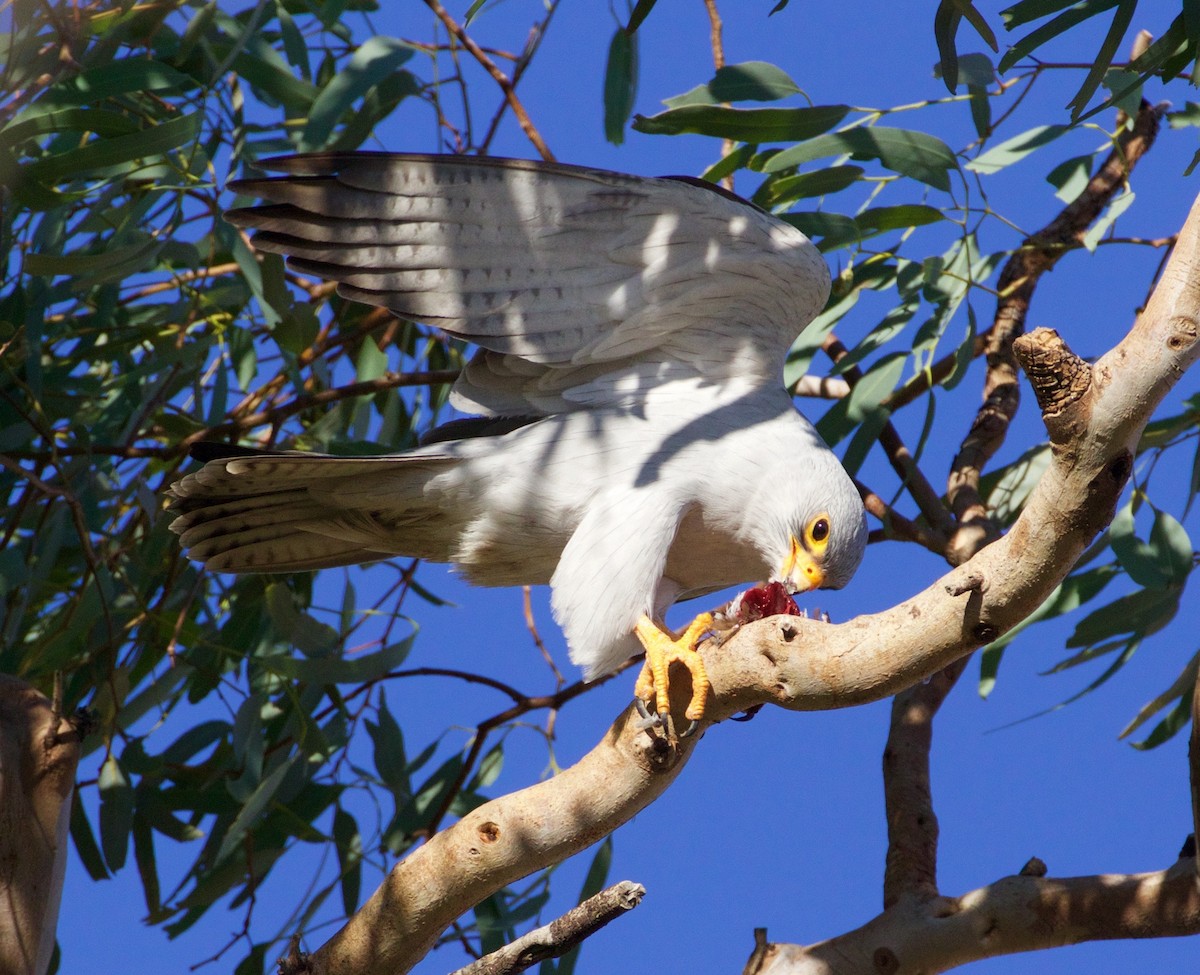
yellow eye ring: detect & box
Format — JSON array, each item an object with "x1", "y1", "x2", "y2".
[{"x1": 806, "y1": 515, "x2": 830, "y2": 548}]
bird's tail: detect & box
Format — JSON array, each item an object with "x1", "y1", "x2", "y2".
[{"x1": 166, "y1": 447, "x2": 457, "y2": 573}]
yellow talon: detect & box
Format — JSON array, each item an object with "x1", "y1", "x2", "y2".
[{"x1": 633, "y1": 612, "x2": 713, "y2": 733}]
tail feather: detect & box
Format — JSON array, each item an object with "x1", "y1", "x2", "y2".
[{"x1": 167, "y1": 449, "x2": 459, "y2": 573}]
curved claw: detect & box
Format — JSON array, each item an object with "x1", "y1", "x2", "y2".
[{"x1": 633, "y1": 612, "x2": 713, "y2": 739}]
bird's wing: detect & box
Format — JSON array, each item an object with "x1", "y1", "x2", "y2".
[{"x1": 225, "y1": 153, "x2": 830, "y2": 415}]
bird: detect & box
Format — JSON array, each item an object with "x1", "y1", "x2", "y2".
[{"x1": 167, "y1": 153, "x2": 867, "y2": 736}]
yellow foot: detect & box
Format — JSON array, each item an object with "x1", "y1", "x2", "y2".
[{"x1": 633, "y1": 612, "x2": 713, "y2": 737}]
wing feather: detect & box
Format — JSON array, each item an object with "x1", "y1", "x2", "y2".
[{"x1": 225, "y1": 152, "x2": 830, "y2": 414}]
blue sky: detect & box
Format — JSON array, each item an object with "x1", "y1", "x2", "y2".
[{"x1": 55, "y1": 2, "x2": 1199, "y2": 973}]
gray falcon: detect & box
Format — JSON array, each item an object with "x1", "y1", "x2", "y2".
[{"x1": 167, "y1": 153, "x2": 868, "y2": 734}]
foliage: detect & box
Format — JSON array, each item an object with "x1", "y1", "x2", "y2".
[{"x1": 0, "y1": 1, "x2": 1197, "y2": 972}]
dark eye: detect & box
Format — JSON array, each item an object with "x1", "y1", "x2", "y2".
[{"x1": 810, "y1": 518, "x2": 829, "y2": 543}]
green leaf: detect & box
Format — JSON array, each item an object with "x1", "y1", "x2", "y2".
[
  {"x1": 268, "y1": 633, "x2": 416, "y2": 684},
  {"x1": 603, "y1": 28, "x2": 638, "y2": 146},
  {"x1": 22, "y1": 59, "x2": 195, "y2": 114},
  {"x1": 1121, "y1": 650, "x2": 1199, "y2": 744},
  {"x1": 1046, "y1": 153, "x2": 1096, "y2": 203},
  {"x1": 856, "y1": 204, "x2": 945, "y2": 234},
  {"x1": 1066, "y1": 0, "x2": 1136, "y2": 119},
  {"x1": 1081, "y1": 189, "x2": 1134, "y2": 251},
  {"x1": 999, "y1": 0, "x2": 1121, "y2": 73},
  {"x1": 19, "y1": 111, "x2": 201, "y2": 185},
  {"x1": 709, "y1": 61, "x2": 802, "y2": 102},
  {"x1": 978, "y1": 563, "x2": 1120, "y2": 696},
  {"x1": 25, "y1": 235, "x2": 164, "y2": 287},
  {"x1": 934, "y1": 1, "x2": 964, "y2": 92},
  {"x1": 966, "y1": 124, "x2": 1068, "y2": 174},
  {"x1": 1102, "y1": 66, "x2": 1144, "y2": 117},
  {"x1": 1129, "y1": 685, "x2": 1196, "y2": 750},
  {"x1": 1066, "y1": 586, "x2": 1182, "y2": 648},
  {"x1": 982, "y1": 443, "x2": 1051, "y2": 527},
  {"x1": 470, "y1": 743, "x2": 504, "y2": 791},
  {"x1": 816, "y1": 351, "x2": 906, "y2": 450},
  {"x1": 783, "y1": 211, "x2": 860, "y2": 251},
  {"x1": 1148, "y1": 508, "x2": 1194, "y2": 584},
  {"x1": 0, "y1": 108, "x2": 139, "y2": 153},
  {"x1": 1001, "y1": 0, "x2": 1087, "y2": 31},
  {"x1": 301, "y1": 36, "x2": 415, "y2": 151},
  {"x1": 367, "y1": 692, "x2": 410, "y2": 796},
  {"x1": 633, "y1": 104, "x2": 849, "y2": 142},
  {"x1": 764, "y1": 127, "x2": 959, "y2": 191},
  {"x1": 333, "y1": 807, "x2": 363, "y2": 915},
  {"x1": 626, "y1": 0, "x2": 658, "y2": 33},
  {"x1": 756, "y1": 166, "x2": 864, "y2": 207},
  {"x1": 232, "y1": 693, "x2": 266, "y2": 789},
  {"x1": 99, "y1": 753, "x2": 135, "y2": 871},
  {"x1": 70, "y1": 793, "x2": 110, "y2": 880},
  {"x1": 131, "y1": 810, "x2": 162, "y2": 918},
  {"x1": 216, "y1": 754, "x2": 300, "y2": 864}
]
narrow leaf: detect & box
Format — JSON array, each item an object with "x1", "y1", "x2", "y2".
[
  {"x1": 301, "y1": 37, "x2": 415, "y2": 151},
  {"x1": 603, "y1": 28, "x2": 638, "y2": 145},
  {"x1": 764, "y1": 127, "x2": 959, "y2": 191},
  {"x1": 634, "y1": 104, "x2": 849, "y2": 142}
]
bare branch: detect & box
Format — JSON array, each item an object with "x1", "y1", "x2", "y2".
[
  {"x1": 446, "y1": 881, "x2": 645, "y2": 975},
  {"x1": 423, "y1": 0, "x2": 555, "y2": 161},
  {"x1": 881, "y1": 659, "x2": 967, "y2": 908},
  {"x1": 300, "y1": 186, "x2": 1200, "y2": 975},
  {"x1": 791, "y1": 375, "x2": 851, "y2": 400},
  {"x1": 855, "y1": 482, "x2": 945, "y2": 554},
  {"x1": 1191, "y1": 659, "x2": 1200, "y2": 881},
  {"x1": 823, "y1": 335, "x2": 956, "y2": 545},
  {"x1": 751, "y1": 860, "x2": 1200, "y2": 974},
  {"x1": 945, "y1": 98, "x2": 1163, "y2": 564}
]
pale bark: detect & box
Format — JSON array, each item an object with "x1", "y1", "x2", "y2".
[
  {"x1": 0, "y1": 676, "x2": 82, "y2": 975},
  {"x1": 747, "y1": 862, "x2": 1200, "y2": 975},
  {"x1": 449, "y1": 880, "x2": 645, "y2": 975},
  {"x1": 298, "y1": 192, "x2": 1200, "y2": 975}
]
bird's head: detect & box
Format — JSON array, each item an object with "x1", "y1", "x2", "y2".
[{"x1": 753, "y1": 449, "x2": 867, "y2": 596}]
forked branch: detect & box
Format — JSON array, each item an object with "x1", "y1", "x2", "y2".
[{"x1": 296, "y1": 189, "x2": 1200, "y2": 975}]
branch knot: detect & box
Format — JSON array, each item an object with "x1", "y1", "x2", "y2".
[{"x1": 1013, "y1": 329, "x2": 1092, "y2": 437}]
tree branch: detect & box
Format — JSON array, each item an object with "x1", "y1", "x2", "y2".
[
  {"x1": 0, "y1": 676, "x2": 82, "y2": 975},
  {"x1": 301, "y1": 189, "x2": 1200, "y2": 975},
  {"x1": 881, "y1": 659, "x2": 967, "y2": 908},
  {"x1": 1191, "y1": 657, "x2": 1200, "y2": 880},
  {"x1": 749, "y1": 859, "x2": 1200, "y2": 974},
  {"x1": 446, "y1": 881, "x2": 645, "y2": 975},
  {"x1": 422, "y1": 0, "x2": 555, "y2": 161},
  {"x1": 823, "y1": 335, "x2": 956, "y2": 544},
  {"x1": 944, "y1": 98, "x2": 1163, "y2": 563}
]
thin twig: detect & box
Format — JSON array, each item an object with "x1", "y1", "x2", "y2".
[
  {"x1": 447, "y1": 881, "x2": 646, "y2": 975},
  {"x1": 478, "y1": 1, "x2": 561, "y2": 154},
  {"x1": 855, "y1": 481, "x2": 944, "y2": 554},
  {"x1": 823, "y1": 334, "x2": 956, "y2": 544},
  {"x1": 423, "y1": 0, "x2": 555, "y2": 161},
  {"x1": 188, "y1": 368, "x2": 460, "y2": 446},
  {"x1": 701, "y1": 0, "x2": 735, "y2": 190}
]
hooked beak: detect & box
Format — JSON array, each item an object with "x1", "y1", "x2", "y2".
[{"x1": 777, "y1": 534, "x2": 825, "y2": 594}]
